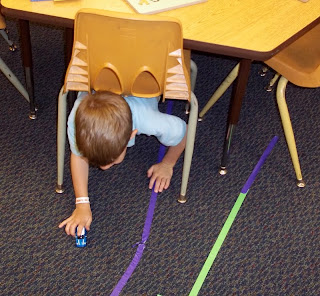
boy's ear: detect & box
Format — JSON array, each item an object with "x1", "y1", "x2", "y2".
[{"x1": 130, "y1": 129, "x2": 138, "y2": 139}]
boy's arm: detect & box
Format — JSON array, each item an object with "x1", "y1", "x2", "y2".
[
  {"x1": 58, "y1": 153, "x2": 92, "y2": 237},
  {"x1": 147, "y1": 126, "x2": 187, "y2": 193},
  {"x1": 71, "y1": 152, "x2": 89, "y2": 197}
]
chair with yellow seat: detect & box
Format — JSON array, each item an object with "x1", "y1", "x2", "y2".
[
  {"x1": 56, "y1": 8, "x2": 198, "y2": 203},
  {"x1": 0, "y1": 10, "x2": 29, "y2": 104},
  {"x1": 198, "y1": 23, "x2": 320, "y2": 187}
]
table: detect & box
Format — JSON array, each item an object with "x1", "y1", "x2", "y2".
[
  {"x1": 2, "y1": 0, "x2": 320, "y2": 168},
  {"x1": 3, "y1": 1, "x2": 320, "y2": 58}
]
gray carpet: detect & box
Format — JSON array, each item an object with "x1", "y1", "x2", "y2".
[{"x1": 1, "y1": 18, "x2": 319, "y2": 296}]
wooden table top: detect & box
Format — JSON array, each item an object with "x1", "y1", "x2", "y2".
[{"x1": 2, "y1": 0, "x2": 320, "y2": 60}]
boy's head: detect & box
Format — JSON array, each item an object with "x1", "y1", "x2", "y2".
[{"x1": 75, "y1": 91, "x2": 133, "y2": 168}]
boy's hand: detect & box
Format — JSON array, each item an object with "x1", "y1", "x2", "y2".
[
  {"x1": 147, "y1": 162, "x2": 173, "y2": 193},
  {"x1": 59, "y1": 204, "x2": 92, "y2": 237}
]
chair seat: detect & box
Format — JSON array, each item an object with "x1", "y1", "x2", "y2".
[{"x1": 265, "y1": 23, "x2": 320, "y2": 88}]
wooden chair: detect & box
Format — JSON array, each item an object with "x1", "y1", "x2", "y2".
[
  {"x1": 198, "y1": 23, "x2": 320, "y2": 187},
  {"x1": 56, "y1": 8, "x2": 198, "y2": 203}
]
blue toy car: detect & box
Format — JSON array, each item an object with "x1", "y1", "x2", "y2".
[{"x1": 75, "y1": 227, "x2": 87, "y2": 248}]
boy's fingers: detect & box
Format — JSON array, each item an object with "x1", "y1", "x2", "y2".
[
  {"x1": 155, "y1": 177, "x2": 165, "y2": 193},
  {"x1": 58, "y1": 217, "x2": 71, "y2": 228},
  {"x1": 65, "y1": 223, "x2": 71, "y2": 236},
  {"x1": 58, "y1": 221, "x2": 66, "y2": 228},
  {"x1": 161, "y1": 178, "x2": 169, "y2": 192},
  {"x1": 147, "y1": 166, "x2": 154, "y2": 178},
  {"x1": 157, "y1": 178, "x2": 164, "y2": 192},
  {"x1": 149, "y1": 175, "x2": 156, "y2": 189},
  {"x1": 152, "y1": 177, "x2": 158, "y2": 192},
  {"x1": 156, "y1": 177, "x2": 170, "y2": 193},
  {"x1": 70, "y1": 224, "x2": 77, "y2": 237},
  {"x1": 66, "y1": 222, "x2": 77, "y2": 236},
  {"x1": 161, "y1": 179, "x2": 168, "y2": 192},
  {"x1": 85, "y1": 223, "x2": 91, "y2": 231}
]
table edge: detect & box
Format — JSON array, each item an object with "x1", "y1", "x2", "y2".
[
  {"x1": 2, "y1": 6, "x2": 320, "y2": 61},
  {"x1": 1, "y1": 7, "x2": 74, "y2": 28}
]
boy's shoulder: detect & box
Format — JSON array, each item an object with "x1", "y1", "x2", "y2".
[{"x1": 68, "y1": 92, "x2": 88, "y2": 123}]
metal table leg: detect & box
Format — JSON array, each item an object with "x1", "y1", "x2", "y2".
[
  {"x1": 19, "y1": 19, "x2": 36, "y2": 119},
  {"x1": 219, "y1": 58, "x2": 252, "y2": 175}
]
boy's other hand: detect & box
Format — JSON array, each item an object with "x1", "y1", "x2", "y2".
[
  {"x1": 58, "y1": 204, "x2": 92, "y2": 237},
  {"x1": 147, "y1": 162, "x2": 173, "y2": 193}
]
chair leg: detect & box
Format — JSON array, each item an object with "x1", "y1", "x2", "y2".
[
  {"x1": 185, "y1": 59, "x2": 198, "y2": 114},
  {"x1": 265, "y1": 72, "x2": 280, "y2": 92},
  {"x1": 0, "y1": 29, "x2": 17, "y2": 51},
  {"x1": 190, "y1": 59, "x2": 198, "y2": 92},
  {"x1": 276, "y1": 76, "x2": 305, "y2": 187},
  {"x1": 178, "y1": 92, "x2": 198, "y2": 203},
  {"x1": 259, "y1": 65, "x2": 269, "y2": 77},
  {"x1": 0, "y1": 56, "x2": 29, "y2": 102},
  {"x1": 56, "y1": 87, "x2": 69, "y2": 193},
  {"x1": 198, "y1": 63, "x2": 239, "y2": 121}
]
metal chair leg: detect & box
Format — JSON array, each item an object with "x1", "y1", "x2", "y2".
[
  {"x1": 0, "y1": 28, "x2": 17, "y2": 51},
  {"x1": 56, "y1": 87, "x2": 68, "y2": 193},
  {"x1": 265, "y1": 72, "x2": 280, "y2": 92},
  {"x1": 0, "y1": 56, "x2": 29, "y2": 102},
  {"x1": 259, "y1": 65, "x2": 269, "y2": 77},
  {"x1": 185, "y1": 59, "x2": 198, "y2": 114},
  {"x1": 276, "y1": 76, "x2": 305, "y2": 187},
  {"x1": 178, "y1": 92, "x2": 198, "y2": 203},
  {"x1": 198, "y1": 63, "x2": 240, "y2": 121}
]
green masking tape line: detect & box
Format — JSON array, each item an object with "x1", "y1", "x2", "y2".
[
  {"x1": 189, "y1": 136, "x2": 278, "y2": 296},
  {"x1": 189, "y1": 192, "x2": 246, "y2": 296}
]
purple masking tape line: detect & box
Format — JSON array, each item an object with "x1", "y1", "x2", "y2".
[
  {"x1": 241, "y1": 136, "x2": 278, "y2": 194},
  {"x1": 110, "y1": 100, "x2": 174, "y2": 296},
  {"x1": 165, "y1": 99, "x2": 174, "y2": 116},
  {"x1": 110, "y1": 244, "x2": 145, "y2": 296},
  {"x1": 141, "y1": 190, "x2": 158, "y2": 243}
]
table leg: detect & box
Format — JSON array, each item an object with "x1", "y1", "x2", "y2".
[
  {"x1": 19, "y1": 19, "x2": 36, "y2": 119},
  {"x1": 219, "y1": 58, "x2": 252, "y2": 175}
]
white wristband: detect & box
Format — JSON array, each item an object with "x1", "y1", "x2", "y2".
[{"x1": 75, "y1": 197, "x2": 90, "y2": 204}]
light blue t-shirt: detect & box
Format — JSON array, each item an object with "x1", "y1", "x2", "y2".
[{"x1": 67, "y1": 92, "x2": 186, "y2": 157}]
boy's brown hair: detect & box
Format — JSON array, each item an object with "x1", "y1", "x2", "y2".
[{"x1": 75, "y1": 91, "x2": 132, "y2": 167}]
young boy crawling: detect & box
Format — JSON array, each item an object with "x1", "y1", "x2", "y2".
[{"x1": 59, "y1": 91, "x2": 187, "y2": 237}]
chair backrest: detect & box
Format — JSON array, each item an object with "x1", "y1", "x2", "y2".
[
  {"x1": 265, "y1": 23, "x2": 320, "y2": 88},
  {"x1": 64, "y1": 8, "x2": 191, "y2": 101}
]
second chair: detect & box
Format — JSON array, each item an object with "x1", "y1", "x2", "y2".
[{"x1": 198, "y1": 23, "x2": 320, "y2": 187}]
